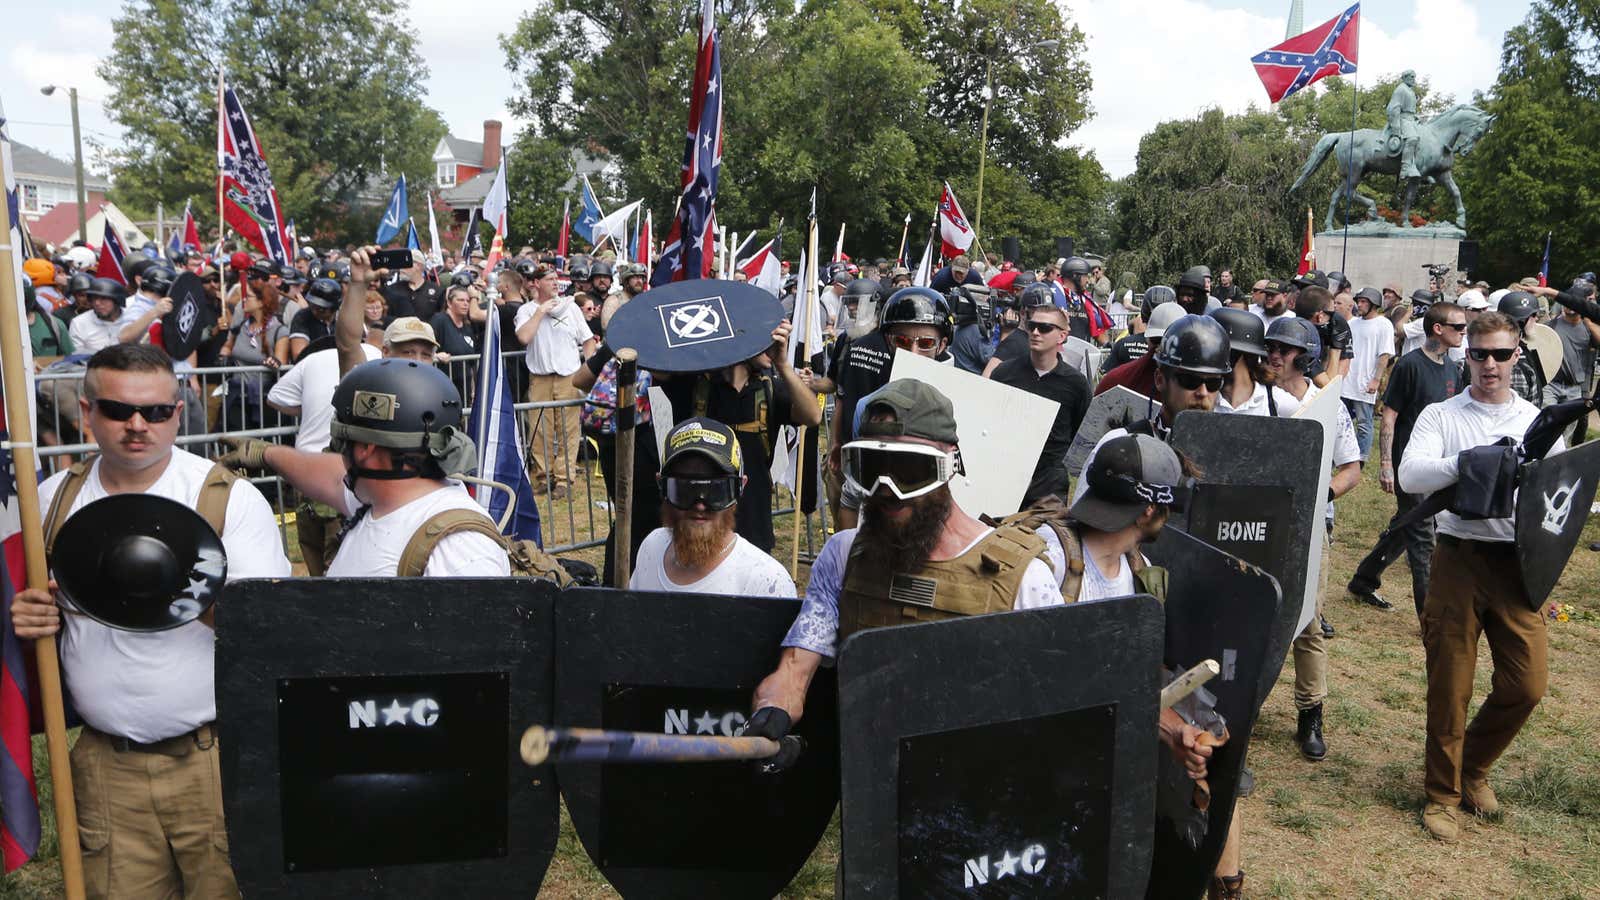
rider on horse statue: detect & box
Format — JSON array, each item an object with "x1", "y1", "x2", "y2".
[{"x1": 1386, "y1": 70, "x2": 1421, "y2": 181}]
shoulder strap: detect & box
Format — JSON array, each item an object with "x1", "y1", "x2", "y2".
[
  {"x1": 197, "y1": 464, "x2": 239, "y2": 537},
  {"x1": 43, "y1": 458, "x2": 95, "y2": 556},
  {"x1": 397, "y1": 507, "x2": 508, "y2": 577}
]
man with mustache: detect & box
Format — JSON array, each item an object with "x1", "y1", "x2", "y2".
[{"x1": 628, "y1": 418, "x2": 797, "y2": 598}]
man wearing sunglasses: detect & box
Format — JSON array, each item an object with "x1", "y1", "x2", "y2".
[
  {"x1": 1399, "y1": 311, "x2": 1558, "y2": 844},
  {"x1": 990, "y1": 304, "x2": 1090, "y2": 504},
  {"x1": 746, "y1": 380, "x2": 1058, "y2": 757},
  {"x1": 1347, "y1": 302, "x2": 1466, "y2": 616},
  {"x1": 629, "y1": 418, "x2": 797, "y2": 597},
  {"x1": 10, "y1": 345, "x2": 289, "y2": 898}
]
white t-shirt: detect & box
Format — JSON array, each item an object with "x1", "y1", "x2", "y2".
[
  {"x1": 1341, "y1": 315, "x2": 1396, "y2": 403},
  {"x1": 1033, "y1": 523, "x2": 1147, "y2": 603},
  {"x1": 1248, "y1": 305, "x2": 1296, "y2": 328},
  {"x1": 1217, "y1": 381, "x2": 1302, "y2": 417},
  {"x1": 43, "y1": 448, "x2": 291, "y2": 743},
  {"x1": 514, "y1": 299, "x2": 593, "y2": 376},
  {"x1": 267, "y1": 344, "x2": 381, "y2": 451},
  {"x1": 326, "y1": 482, "x2": 511, "y2": 577},
  {"x1": 628, "y1": 527, "x2": 798, "y2": 598},
  {"x1": 69, "y1": 308, "x2": 134, "y2": 354}
]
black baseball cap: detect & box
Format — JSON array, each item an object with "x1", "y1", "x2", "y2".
[
  {"x1": 1070, "y1": 434, "x2": 1188, "y2": 532},
  {"x1": 1292, "y1": 269, "x2": 1329, "y2": 290},
  {"x1": 662, "y1": 417, "x2": 743, "y2": 476},
  {"x1": 857, "y1": 379, "x2": 959, "y2": 445}
]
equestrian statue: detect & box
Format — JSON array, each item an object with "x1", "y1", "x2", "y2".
[{"x1": 1290, "y1": 71, "x2": 1495, "y2": 234}]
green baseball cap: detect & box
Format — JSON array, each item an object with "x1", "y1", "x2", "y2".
[{"x1": 857, "y1": 379, "x2": 959, "y2": 445}]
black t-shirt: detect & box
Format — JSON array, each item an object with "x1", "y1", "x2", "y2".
[
  {"x1": 830, "y1": 332, "x2": 894, "y2": 445},
  {"x1": 1104, "y1": 333, "x2": 1149, "y2": 372},
  {"x1": 383, "y1": 278, "x2": 445, "y2": 321},
  {"x1": 992, "y1": 355, "x2": 1090, "y2": 465},
  {"x1": 991, "y1": 327, "x2": 1030, "y2": 367},
  {"x1": 288, "y1": 307, "x2": 333, "y2": 344},
  {"x1": 429, "y1": 311, "x2": 479, "y2": 356},
  {"x1": 1382, "y1": 348, "x2": 1462, "y2": 488},
  {"x1": 661, "y1": 370, "x2": 799, "y2": 552}
]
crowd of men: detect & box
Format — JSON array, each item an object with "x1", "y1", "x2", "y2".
[{"x1": 10, "y1": 230, "x2": 1594, "y2": 898}]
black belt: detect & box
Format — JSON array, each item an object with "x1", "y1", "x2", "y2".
[
  {"x1": 1437, "y1": 533, "x2": 1515, "y2": 553},
  {"x1": 90, "y1": 723, "x2": 216, "y2": 755}
]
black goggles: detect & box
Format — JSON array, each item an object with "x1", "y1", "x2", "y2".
[
  {"x1": 659, "y1": 475, "x2": 741, "y2": 511},
  {"x1": 842, "y1": 441, "x2": 956, "y2": 500},
  {"x1": 1467, "y1": 347, "x2": 1516, "y2": 362},
  {"x1": 93, "y1": 399, "x2": 178, "y2": 423}
]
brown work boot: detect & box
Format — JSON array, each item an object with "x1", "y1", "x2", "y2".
[
  {"x1": 1208, "y1": 869, "x2": 1245, "y2": 900},
  {"x1": 1462, "y1": 778, "x2": 1500, "y2": 817},
  {"x1": 1423, "y1": 802, "x2": 1460, "y2": 843}
]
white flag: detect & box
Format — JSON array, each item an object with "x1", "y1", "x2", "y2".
[
  {"x1": 593, "y1": 198, "x2": 644, "y2": 246},
  {"x1": 481, "y1": 157, "x2": 509, "y2": 234},
  {"x1": 912, "y1": 230, "x2": 935, "y2": 287},
  {"x1": 739, "y1": 239, "x2": 783, "y2": 297},
  {"x1": 426, "y1": 191, "x2": 444, "y2": 269}
]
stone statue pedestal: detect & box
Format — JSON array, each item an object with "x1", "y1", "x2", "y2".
[{"x1": 1314, "y1": 230, "x2": 1465, "y2": 294}]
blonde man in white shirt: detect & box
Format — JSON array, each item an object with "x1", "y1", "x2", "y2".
[
  {"x1": 1400, "y1": 311, "x2": 1557, "y2": 844},
  {"x1": 11, "y1": 345, "x2": 290, "y2": 899},
  {"x1": 515, "y1": 262, "x2": 596, "y2": 499}
]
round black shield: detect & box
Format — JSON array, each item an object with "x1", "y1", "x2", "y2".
[
  {"x1": 161, "y1": 271, "x2": 219, "y2": 361},
  {"x1": 51, "y1": 494, "x2": 227, "y2": 631},
  {"x1": 603, "y1": 279, "x2": 784, "y2": 373}
]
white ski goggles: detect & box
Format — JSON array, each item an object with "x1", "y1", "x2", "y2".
[{"x1": 842, "y1": 440, "x2": 958, "y2": 500}]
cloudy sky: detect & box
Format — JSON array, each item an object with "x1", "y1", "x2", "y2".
[{"x1": 4, "y1": 0, "x2": 1532, "y2": 181}]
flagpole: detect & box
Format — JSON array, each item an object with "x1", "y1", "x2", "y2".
[
  {"x1": 895, "y1": 214, "x2": 911, "y2": 266},
  {"x1": 215, "y1": 67, "x2": 225, "y2": 254},
  {"x1": 791, "y1": 210, "x2": 821, "y2": 579},
  {"x1": 1340, "y1": 72, "x2": 1357, "y2": 274},
  {"x1": 0, "y1": 148, "x2": 87, "y2": 900}
]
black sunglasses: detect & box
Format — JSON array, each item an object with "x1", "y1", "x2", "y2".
[
  {"x1": 93, "y1": 399, "x2": 178, "y2": 423},
  {"x1": 1442, "y1": 322, "x2": 1468, "y2": 331},
  {"x1": 1171, "y1": 371, "x2": 1224, "y2": 392},
  {"x1": 1467, "y1": 347, "x2": 1516, "y2": 362},
  {"x1": 1025, "y1": 321, "x2": 1062, "y2": 334}
]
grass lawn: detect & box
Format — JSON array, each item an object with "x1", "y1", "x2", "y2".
[{"x1": 6, "y1": 445, "x2": 1599, "y2": 898}]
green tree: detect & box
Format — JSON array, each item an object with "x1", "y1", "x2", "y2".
[
  {"x1": 1454, "y1": 0, "x2": 1600, "y2": 284},
  {"x1": 99, "y1": 0, "x2": 447, "y2": 247}
]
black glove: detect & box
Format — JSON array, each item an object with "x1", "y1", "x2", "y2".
[{"x1": 743, "y1": 706, "x2": 805, "y2": 774}]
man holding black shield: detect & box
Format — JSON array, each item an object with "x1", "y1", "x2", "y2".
[{"x1": 11, "y1": 345, "x2": 289, "y2": 899}]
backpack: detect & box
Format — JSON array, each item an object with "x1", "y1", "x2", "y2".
[
  {"x1": 395, "y1": 508, "x2": 574, "y2": 585},
  {"x1": 44, "y1": 457, "x2": 237, "y2": 555}
]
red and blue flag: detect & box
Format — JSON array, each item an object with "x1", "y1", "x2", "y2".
[
  {"x1": 95, "y1": 216, "x2": 128, "y2": 285},
  {"x1": 1538, "y1": 232, "x2": 1551, "y2": 287},
  {"x1": 0, "y1": 400, "x2": 40, "y2": 873},
  {"x1": 651, "y1": 0, "x2": 722, "y2": 287},
  {"x1": 1252, "y1": 3, "x2": 1360, "y2": 104}
]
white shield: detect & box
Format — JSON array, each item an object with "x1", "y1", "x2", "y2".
[{"x1": 1291, "y1": 377, "x2": 1342, "y2": 635}]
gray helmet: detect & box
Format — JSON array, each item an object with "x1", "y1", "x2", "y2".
[
  {"x1": 1152, "y1": 314, "x2": 1232, "y2": 375},
  {"x1": 67, "y1": 272, "x2": 95, "y2": 296},
  {"x1": 450, "y1": 268, "x2": 480, "y2": 288},
  {"x1": 330, "y1": 359, "x2": 470, "y2": 481},
  {"x1": 1062, "y1": 256, "x2": 1091, "y2": 279},
  {"x1": 140, "y1": 264, "x2": 177, "y2": 296},
  {"x1": 1209, "y1": 307, "x2": 1268, "y2": 358},
  {"x1": 305, "y1": 278, "x2": 342, "y2": 309},
  {"x1": 1177, "y1": 266, "x2": 1209, "y2": 294},
  {"x1": 1498, "y1": 290, "x2": 1537, "y2": 322},
  {"x1": 1266, "y1": 316, "x2": 1321, "y2": 373},
  {"x1": 618, "y1": 262, "x2": 647, "y2": 281},
  {"x1": 1019, "y1": 282, "x2": 1057, "y2": 310},
  {"x1": 1141, "y1": 285, "x2": 1176, "y2": 320},
  {"x1": 843, "y1": 277, "x2": 879, "y2": 302}
]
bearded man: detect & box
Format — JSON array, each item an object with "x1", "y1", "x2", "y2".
[{"x1": 628, "y1": 418, "x2": 797, "y2": 598}]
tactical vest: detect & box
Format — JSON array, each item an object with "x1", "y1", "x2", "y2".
[
  {"x1": 995, "y1": 497, "x2": 1169, "y2": 605},
  {"x1": 836, "y1": 524, "x2": 1048, "y2": 643},
  {"x1": 395, "y1": 507, "x2": 574, "y2": 585},
  {"x1": 693, "y1": 372, "x2": 771, "y2": 455}
]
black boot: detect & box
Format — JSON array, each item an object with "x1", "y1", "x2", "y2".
[{"x1": 1297, "y1": 704, "x2": 1327, "y2": 761}]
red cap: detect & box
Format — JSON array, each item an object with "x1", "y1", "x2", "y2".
[{"x1": 229, "y1": 251, "x2": 253, "y2": 271}]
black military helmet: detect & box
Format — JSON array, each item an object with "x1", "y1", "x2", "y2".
[
  {"x1": 1020, "y1": 282, "x2": 1057, "y2": 311},
  {"x1": 880, "y1": 286, "x2": 954, "y2": 341},
  {"x1": 1141, "y1": 285, "x2": 1176, "y2": 320},
  {"x1": 1061, "y1": 256, "x2": 1091, "y2": 279},
  {"x1": 85, "y1": 277, "x2": 128, "y2": 304},
  {"x1": 1013, "y1": 270, "x2": 1038, "y2": 290},
  {"x1": 124, "y1": 255, "x2": 155, "y2": 283},
  {"x1": 1209, "y1": 307, "x2": 1268, "y2": 358},
  {"x1": 279, "y1": 265, "x2": 307, "y2": 287},
  {"x1": 844, "y1": 277, "x2": 880, "y2": 302},
  {"x1": 140, "y1": 264, "x2": 177, "y2": 296},
  {"x1": 569, "y1": 257, "x2": 593, "y2": 281},
  {"x1": 1498, "y1": 290, "x2": 1537, "y2": 322},
  {"x1": 67, "y1": 272, "x2": 95, "y2": 296},
  {"x1": 450, "y1": 268, "x2": 480, "y2": 288},
  {"x1": 1326, "y1": 270, "x2": 1351, "y2": 292},
  {"x1": 1176, "y1": 266, "x2": 1209, "y2": 294},
  {"x1": 1152, "y1": 314, "x2": 1232, "y2": 375},
  {"x1": 304, "y1": 277, "x2": 342, "y2": 310},
  {"x1": 589, "y1": 259, "x2": 614, "y2": 280},
  {"x1": 330, "y1": 359, "x2": 465, "y2": 478},
  {"x1": 1266, "y1": 316, "x2": 1322, "y2": 373},
  {"x1": 316, "y1": 260, "x2": 351, "y2": 283},
  {"x1": 514, "y1": 258, "x2": 541, "y2": 280}
]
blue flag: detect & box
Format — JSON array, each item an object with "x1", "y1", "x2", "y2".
[
  {"x1": 575, "y1": 176, "x2": 602, "y2": 244},
  {"x1": 406, "y1": 219, "x2": 421, "y2": 252},
  {"x1": 468, "y1": 303, "x2": 544, "y2": 545},
  {"x1": 376, "y1": 174, "x2": 408, "y2": 245}
]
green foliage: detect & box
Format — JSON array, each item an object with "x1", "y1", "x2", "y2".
[
  {"x1": 1454, "y1": 0, "x2": 1600, "y2": 285},
  {"x1": 98, "y1": 0, "x2": 447, "y2": 248},
  {"x1": 505, "y1": 134, "x2": 581, "y2": 249}
]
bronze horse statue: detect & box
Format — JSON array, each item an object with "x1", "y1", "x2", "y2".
[{"x1": 1290, "y1": 104, "x2": 1495, "y2": 231}]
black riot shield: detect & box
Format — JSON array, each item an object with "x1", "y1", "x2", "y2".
[
  {"x1": 1516, "y1": 440, "x2": 1600, "y2": 610},
  {"x1": 603, "y1": 279, "x2": 785, "y2": 373},
  {"x1": 838, "y1": 597, "x2": 1162, "y2": 899},
  {"x1": 1169, "y1": 410, "x2": 1324, "y2": 701},
  {"x1": 161, "y1": 271, "x2": 217, "y2": 361},
  {"x1": 216, "y1": 578, "x2": 558, "y2": 898},
  {"x1": 1142, "y1": 526, "x2": 1283, "y2": 900},
  {"x1": 553, "y1": 587, "x2": 838, "y2": 899},
  {"x1": 1064, "y1": 385, "x2": 1152, "y2": 474}
]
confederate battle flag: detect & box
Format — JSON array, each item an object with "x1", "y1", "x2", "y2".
[
  {"x1": 1252, "y1": 3, "x2": 1360, "y2": 104},
  {"x1": 217, "y1": 73, "x2": 292, "y2": 264}
]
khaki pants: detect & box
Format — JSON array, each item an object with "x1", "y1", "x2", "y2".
[
  {"x1": 295, "y1": 499, "x2": 344, "y2": 576},
  {"x1": 526, "y1": 373, "x2": 582, "y2": 490},
  {"x1": 1422, "y1": 536, "x2": 1547, "y2": 806},
  {"x1": 1292, "y1": 530, "x2": 1331, "y2": 709},
  {"x1": 71, "y1": 726, "x2": 240, "y2": 900}
]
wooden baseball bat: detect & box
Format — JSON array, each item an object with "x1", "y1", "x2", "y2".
[{"x1": 521, "y1": 725, "x2": 781, "y2": 766}]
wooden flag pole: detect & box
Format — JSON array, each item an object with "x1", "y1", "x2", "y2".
[
  {"x1": 789, "y1": 214, "x2": 822, "y2": 579},
  {"x1": 0, "y1": 150, "x2": 86, "y2": 900}
]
